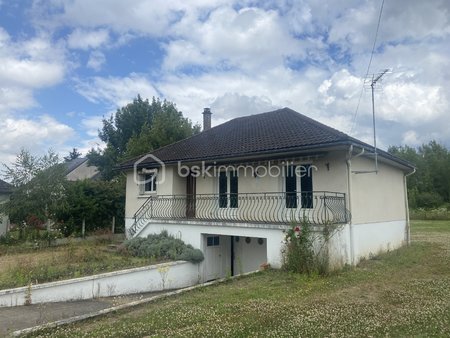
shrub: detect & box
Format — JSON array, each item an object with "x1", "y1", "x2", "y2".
[
  {"x1": 283, "y1": 220, "x2": 315, "y2": 274},
  {"x1": 124, "y1": 231, "x2": 204, "y2": 264},
  {"x1": 282, "y1": 219, "x2": 342, "y2": 275},
  {"x1": 410, "y1": 207, "x2": 450, "y2": 220},
  {"x1": 178, "y1": 245, "x2": 204, "y2": 264}
]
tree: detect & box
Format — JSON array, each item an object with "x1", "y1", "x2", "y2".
[
  {"x1": 87, "y1": 95, "x2": 200, "y2": 180},
  {"x1": 3, "y1": 148, "x2": 60, "y2": 187},
  {"x1": 55, "y1": 179, "x2": 125, "y2": 236},
  {"x1": 389, "y1": 140, "x2": 450, "y2": 208},
  {"x1": 64, "y1": 148, "x2": 82, "y2": 162},
  {"x1": 1, "y1": 149, "x2": 66, "y2": 234}
]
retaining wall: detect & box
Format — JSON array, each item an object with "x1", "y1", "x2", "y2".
[{"x1": 0, "y1": 261, "x2": 200, "y2": 307}]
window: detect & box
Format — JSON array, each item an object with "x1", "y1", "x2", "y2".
[
  {"x1": 301, "y1": 164, "x2": 313, "y2": 209},
  {"x1": 141, "y1": 172, "x2": 157, "y2": 193},
  {"x1": 230, "y1": 170, "x2": 238, "y2": 208},
  {"x1": 285, "y1": 165, "x2": 297, "y2": 208},
  {"x1": 219, "y1": 172, "x2": 227, "y2": 208},
  {"x1": 285, "y1": 164, "x2": 313, "y2": 208},
  {"x1": 218, "y1": 170, "x2": 238, "y2": 208},
  {"x1": 207, "y1": 236, "x2": 220, "y2": 246}
]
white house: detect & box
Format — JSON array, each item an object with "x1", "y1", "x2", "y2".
[
  {"x1": 0, "y1": 179, "x2": 12, "y2": 236},
  {"x1": 120, "y1": 108, "x2": 414, "y2": 281},
  {"x1": 65, "y1": 157, "x2": 100, "y2": 181}
]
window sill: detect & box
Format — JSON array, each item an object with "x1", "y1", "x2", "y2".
[{"x1": 138, "y1": 193, "x2": 156, "y2": 198}]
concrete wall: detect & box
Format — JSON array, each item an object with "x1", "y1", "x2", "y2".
[
  {"x1": 66, "y1": 161, "x2": 99, "y2": 181},
  {"x1": 0, "y1": 261, "x2": 200, "y2": 307},
  {"x1": 350, "y1": 156, "x2": 407, "y2": 224},
  {"x1": 351, "y1": 220, "x2": 406, "y2": 261},
  {"x1": 0, "y1": 194, "x2": 10, "y2": 236}
]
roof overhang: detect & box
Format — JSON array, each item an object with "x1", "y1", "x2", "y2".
[{"x1": 118, "y1": 140, "x2": 415, "y2": 173}]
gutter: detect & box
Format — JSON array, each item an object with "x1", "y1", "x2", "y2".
[
  {"x1": 346, "y1": 145, "x2": 369, "y2": 265},
  {"x1": 404, "y1": 167, "x2": 416, "y2": 245},
  {"x1": 117, "y1": 140, "x2": 415, "y2": 172},
  {"x1": 346, "y1": 145, "x2": 355, "y2": 265}
]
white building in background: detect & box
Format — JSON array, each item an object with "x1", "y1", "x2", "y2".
[
  {"x1": 64, "y1": 157, "x2": 100, "y2": 181},
  {"x1": 120, "y1": 107, "x2": 414, "y2": 282},
  {"x1": 0, "y1": 179, "x2": 12, "y2": 236}
]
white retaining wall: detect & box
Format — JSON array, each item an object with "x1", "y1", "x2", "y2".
[{"x1": 0, "y1": 261, "x2": 200, "y2": 307}]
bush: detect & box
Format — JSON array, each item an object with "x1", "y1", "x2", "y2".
[
  {"x1": 410, "y1": 207, "x2": 450, "y2": 220},
  {"x1": 178, "y1": 245, "x2": 205, "y2": 264},
  {"x1": 283, "y1": 220, "x2": 316, "y2": 274},
  {"x1": 415, "y1": 192, "x2": 444, "y2": 209},
  {"x1": 124, "y1": 231, "x2": 204, "y2": 264}
]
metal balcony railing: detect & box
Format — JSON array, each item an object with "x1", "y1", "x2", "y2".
[{"x1": 128, "y1": 191, "x2": 350, "y2": 237}]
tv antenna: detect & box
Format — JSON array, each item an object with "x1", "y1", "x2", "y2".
[
  {"x1": 353, "y1": 68, "x2": 389, "y2": 174},
  {"x1": 370, "y1": 68, "x2": 389, "y2": 171}
]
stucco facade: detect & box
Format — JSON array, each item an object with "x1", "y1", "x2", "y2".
[{"x1": 124, "y1": 148, "x2": 412, "y2": 275}]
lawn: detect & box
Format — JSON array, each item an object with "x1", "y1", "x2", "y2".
[
  {"x1": 0, "y1": 239, "x2": 150, "y2": 290},
  {"x1": 30, "y1": 220, "x2": 450, "y2": 337}
]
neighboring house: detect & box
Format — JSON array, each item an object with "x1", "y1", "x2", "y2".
[
  {"x1": 120, "y1": 107, "x2": 414, "y2": 281},
  {"x1": 0, "y1": 179, "x2": 12, "y2": 236},
  {"x1": 65, "y1": 157, "x2": 100, "y2": 181}
]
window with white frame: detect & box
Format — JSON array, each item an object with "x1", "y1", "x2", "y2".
[{"x1": 140, "y1": 171, "x2": 157, "y2": 194}]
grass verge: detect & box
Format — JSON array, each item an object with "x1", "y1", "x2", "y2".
[
  {"x1": 28, "y1": 220, "x2": 450, "y2": 337},
  {"x1": 0, "y1": 241, "x2": 151, "y2": 290}
]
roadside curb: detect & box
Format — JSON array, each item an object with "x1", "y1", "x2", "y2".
[{"x1": 11, "y1": 270, "x2": 260, "y2": 337}]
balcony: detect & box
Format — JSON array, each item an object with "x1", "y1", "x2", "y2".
[{"x1": 128, "y1": 191, "x2": 350, "y2": 236}]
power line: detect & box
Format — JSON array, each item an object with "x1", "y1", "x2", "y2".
[{"x1": 350, "y1": 0, "x2": 385, "y2": 134}]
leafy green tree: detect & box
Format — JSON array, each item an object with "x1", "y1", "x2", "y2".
[
  {"x1": 3, "y1": 148, "x2": 60, "y2": 187},
  {"x1": 1, "y1": 149, "x2": 66, "y2": 233},
  {"x1": 389, "y1": 140, "x2": 450, "y2": 208},
  {"x1": 55, "y1": 179, "x2": 125, "y2": 236},
  {"x1": 87, "y1": 95, "x2": 200, "y2": 180}
]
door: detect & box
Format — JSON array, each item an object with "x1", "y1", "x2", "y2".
[
  {"x1": 204, "y1": 235, "x2": 224, "y2": 281},
  {"x1": 186, "y1": 173, "x2": 196, "y2": 218}
]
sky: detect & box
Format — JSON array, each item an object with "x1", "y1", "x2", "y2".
[{"x1": 0, "y1": 0, "x2": 449, "y2": 167}]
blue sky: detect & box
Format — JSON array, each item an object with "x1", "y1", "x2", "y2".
[{"x1": 0, "y1": 0, "x2": 449, "y2": 166}]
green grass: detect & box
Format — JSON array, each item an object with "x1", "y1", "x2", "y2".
[
  {"x1": 0, "y1": 241, "x2": 151, "y2": 289},
  {"x1": 30, "y1": 221, "x2": 450, "y2": 337}
]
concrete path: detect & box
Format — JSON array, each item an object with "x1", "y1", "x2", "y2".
[{"x1": 0, "y1": 292, "x2": 161, "y2": 336}]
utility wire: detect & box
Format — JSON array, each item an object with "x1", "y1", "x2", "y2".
[{"x1": 350, "y1": 0, "x2": 385, "y2": 134}]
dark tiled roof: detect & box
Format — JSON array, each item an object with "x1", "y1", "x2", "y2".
[
  {"x1": 120, "y1": 107, "x2": 413, "y2": 169},
  {"x1": 64, "y1": 157, "x2": 88, "y2": 175},
  {"x1": 0, "y1": 179, "x2": 12, "y2": 193}
]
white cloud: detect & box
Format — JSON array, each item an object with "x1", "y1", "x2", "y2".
[
  {"x1": 0, "y1": 30, "x2": 65, "y2": 89},
  {"x1": 0, "y1": 115, "x2": 75, "y2": 165},
  {"x1": 75, "y1": 73, "x2": 159, "y2": 108},
  {"x1": 81, "y1": 115, "x2": 103, "y2": 137},
  {"x1": 164, "y1": 6, "x2": 307, "y2": 72},
  {"x1": 87, "y1": 50, "x2": 106, "y2": 71},
  {"x1": 67, "y1": 28, "x2": 110, "y2": 50}
]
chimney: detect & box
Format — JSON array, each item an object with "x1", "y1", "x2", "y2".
[{"x1": 202, "y1": 108, "x2": 212, "y2": 131}]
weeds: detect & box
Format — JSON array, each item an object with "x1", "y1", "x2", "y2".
[{"x1": 0, "y1": 242, "x2": 149, "y2": 289}]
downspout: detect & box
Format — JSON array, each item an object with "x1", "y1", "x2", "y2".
[
  {"x1": 404, "y1": 168, "x2": 416, "y2": 246},
  {"x1": 346, "y1": 145, "x2": 365, "y2": 265},
  {"x1": 346, "y1": 145, "x2": 354, "y2": 265}
]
